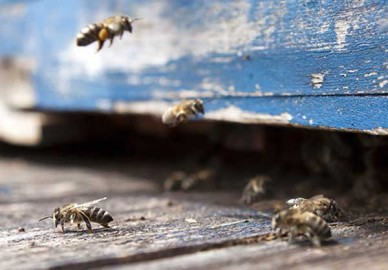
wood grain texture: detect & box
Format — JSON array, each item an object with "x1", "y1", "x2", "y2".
[{"x1": 0, "y1": 147, "x2": 386, "y2": 270}]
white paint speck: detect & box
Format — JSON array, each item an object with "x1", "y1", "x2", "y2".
[
  {"x1": 311, "y1": 73, "x2": 325, "y2": 89},
  {"x1": 309, "y1": 119, "x2": 314, "y2": 125},
  {"x1": 334, "y1": 20, "x2": 350, "y2": 50},
  {"x1": 379, "y1": 80, "x2": 388, "y2": 88},
  {"x1": 205, "y1": 106, "x2": 293, "y2": 124},
  {"x1": 96, "y1": 99, "x2": 112, "y2": 111},
  {"x1": 348, "y1": 69, "x2": 358, "y2": 73},
  {"x1": 365, "y1": 127, "x2": 388, "y2": 136},
  {"x1": 113, "y1": 101, "x2": 171, "y2": 115},
  {"x1": 364, "y1": 72, "x2": 378, "y2": 77}
]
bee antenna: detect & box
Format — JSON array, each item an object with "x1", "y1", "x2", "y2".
[
  {"x1": 38, "y1": 216, "x2": 51, "y2": 222},
  {"x1": 203, "y1": 96, "x2": 219, "y2": 104},
  {"x1": 130, "y1": 18, "x2": 142, "y2": 23}
]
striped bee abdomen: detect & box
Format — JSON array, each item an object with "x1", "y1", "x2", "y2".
[
  {"x1": 76, "y1": 24, "x2": 104, "y2": 46},
  {"x1": 308, "y1": 215, "x2": 331, "y2": 239},
  {"x1": 83, "y1": 206, "x2": 113, "y2": 225}
]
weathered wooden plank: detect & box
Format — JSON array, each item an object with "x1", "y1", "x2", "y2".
[
  {"x1": 0, "y1": 0, "x2": 387, "y2": 134},
  {"x1": 0, "y1": 146, "x2": 387, "y2": 270},
  {"x1": 115, "y1": 95, "x2": 388, "y2": 134}
]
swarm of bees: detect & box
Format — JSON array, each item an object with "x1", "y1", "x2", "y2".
[
  {"x1": 164, "y1": 168, "x2": 216, "y2": 191},
  {"x1": 240, "y1": 175, "x2": 271, "y2": 205},
  {"x1": 76, "y1": 15, "x2": 140, "y2": 52},
  {"x1": 39, "y1": 197, "x2": 113, "y2": 232},
  {"x1": 271, "y1": 195, "x2": 343, "y2": 246},
  {"x1": 162, "y1": 99, "x2": 205, "y2": 127}
]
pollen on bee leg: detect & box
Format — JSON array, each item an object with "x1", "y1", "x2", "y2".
[{"x1": 98, "y1": 28, "x2": 109, "y2": 41}]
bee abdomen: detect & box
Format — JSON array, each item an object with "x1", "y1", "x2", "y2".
[
  {"x1": 84, "y1": 206, "x2": 113, "y2": 224},
  {"x1": 76, "y1": 23, "x2": 104, "y2": 46},
  {"x1": 311, "y1": 217, "x2": 331, "y2": 239}
]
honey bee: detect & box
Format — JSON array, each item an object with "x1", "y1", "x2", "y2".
[
  {"x1": 182, "y1": 168, "x2": 216, "y2": 191},
  {"x1": 272, "y1": 208, "x2": 331, "y2": 247},
  {"x1": 240, "y1": 175, "x2": 271, "y2": 205},
  {"x1": 39, "y1": 197, "x2": 113, "y2": 232},
  {"x1": 76, "y1": 15, "x2": 140, "y2": 52},
  {"x1": 162, "y1": 99, "x2": 205, "y2": 127},
  {"x1": 164, "y1": 169, "x2": 216, "y2": 191},
  {"x1": 163, "y1": 171, "x2": 188, "y2": 191},
  {"x1": 286, "y1": 194, "x2": 343, "y2": 222}
]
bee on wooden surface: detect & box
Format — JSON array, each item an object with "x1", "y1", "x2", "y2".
[
  {"x1": 182, "y1": 168, "x2": 216, "y2": 191},
  {"x1": 162, "y1": 99, "x2": 205, "y2": 127},
  {"x1": 286, "y1": 194, "x2": 343, "y2": 222},
  {"x1": 39, "y1": 197, "x2": 113, "y2": 232},
  {"x1": 164, "y1": 168, "x2": 216, "y2": 191},
  {"x1": 240, "y1": 175, "x2": 271, "y2": 205},
  {"x1": 164, "y1": 171, "x2": 188, "y2": 191},
  {"x1": 76, "y1": 15, "x2": 140, "y2": 52},
  {"x1": 272, "y1": 208, "x2": 331, "y2": 247}
]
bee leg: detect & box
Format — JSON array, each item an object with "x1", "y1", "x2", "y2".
[
  {"x1": 78, "y1": 211, "x2": 92, "y2": 231},
  {"x1": 287, "y1": 232, "x2": 293, "y2": 244},
  {"x1": 119, "y1": 30, "x2": 124, "y2": 39},
  {"x1": 101, "y1": 223, "x2": 111, "y2": 228},
  {"x1": 96, "y1": 27, "x2": 110, "y2": 52},
  {"x1": 287, "y1": 229, "x2": 297, "y2": 244},
  {"x1": 77, "y1": 223, "x2": 81, "y2": 230},
  {"x1": 275, "y1": 228, "x2": 282, "y2": 239},
  {"x1": 61, "y1": 220, "x2": 65, "y2": 233},
  {"x1": 177, "y1": 113, "x2": 187, "y2": 124},
  {"x1": 311, "y1": 236, "x2": 322, "y2": 247},
  {"x1": 109, "y1": 36, "x2": 115, "y2": 47},
  {"x1": 83, "y1": 217, "x2": 92, "y2": 231},
  {"x1": 96, "y1": 40, "x2": 105, "y2": 52},
  {"x1": 308, "y1": 231, "x2": 322, "y2": 247}
]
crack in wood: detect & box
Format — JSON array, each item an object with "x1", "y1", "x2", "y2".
[{"x1": 47, "y1": 233, "x2": 277, "y2": 270}]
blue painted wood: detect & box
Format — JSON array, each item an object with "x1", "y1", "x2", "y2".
[{"x1": 0, "y1": 0, "x2": 387, "y2": 133}]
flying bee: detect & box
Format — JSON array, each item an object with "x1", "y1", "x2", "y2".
[
  {"x1": 240, "y1": 175, "x2": 271, "y2": 205},
  {"x1": 76, "y1": 15, "x2": 140, "y2": 52},
  {"x1": 272, "y1": 208, "x2": 331, "y2": 247},
  {"x1": 162, "y1": 99, "x2": 205, "y2": 127},
  {"x1": 39, "y1": 197, "x2": 113, "y2": 232},
  {"x1": 286, "y1": 194, "x2": 343, "y2": 222}
]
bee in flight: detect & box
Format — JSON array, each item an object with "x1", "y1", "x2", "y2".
[
  {"x1": 39, "y1": 197, "x2": 113, "y2": 232},
  {"x1": 272, "y1": 208, "x2": 331, "y2": 247},
  {"x1": 162, "y1": 99, "x2": 205, "y2": 127},
  {"x1": 76, "y1": 15, "x2": 140, "y2": 52},
  {"x1": 286, "y1": 194, "x2": 343, "y2": 222}
]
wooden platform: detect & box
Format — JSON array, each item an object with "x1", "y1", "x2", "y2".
[{"x1": 0, "y1": 145, "x2": 386, "y2": 270}]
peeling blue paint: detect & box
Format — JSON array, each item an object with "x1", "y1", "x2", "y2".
[{"x1": 0, "y1": 0, "x2": 387, "y2": 132}]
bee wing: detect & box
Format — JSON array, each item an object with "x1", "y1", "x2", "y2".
[
  {"x1": 68, "y1": 197, "x2": 107, "y2": 210},
  {"x1": 106, "y1": 21, "x2": 121, "y2": 32},
  {"x1": 309, "y1": 194, "x2": 325, "y2": 200},
  {"x1": 286, "y1": 197, "x2": 305, "y2": 206}
]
